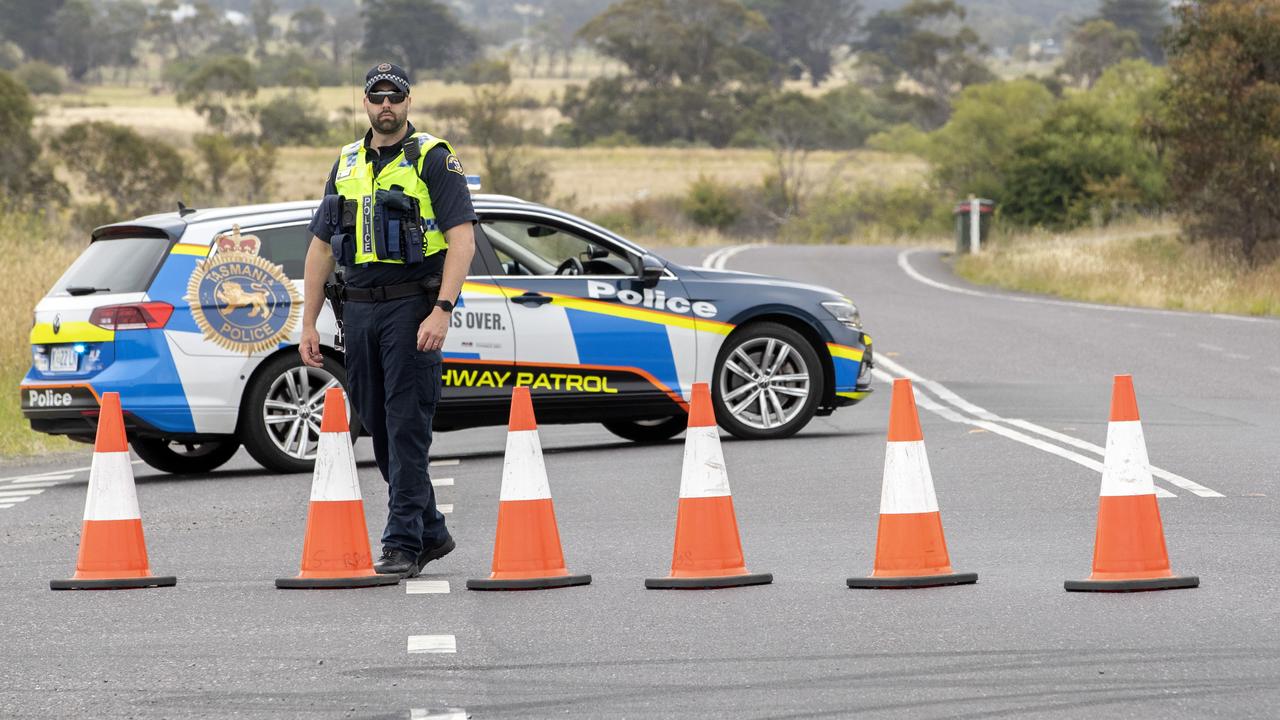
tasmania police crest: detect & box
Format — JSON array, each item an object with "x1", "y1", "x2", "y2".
[{"x1": 184, "y1": 225, "x2": 302, "y2": 355}]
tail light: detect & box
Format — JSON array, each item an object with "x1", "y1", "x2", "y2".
[{"x1": 89, "y1": 302, "x2": 174, "y2": 331}]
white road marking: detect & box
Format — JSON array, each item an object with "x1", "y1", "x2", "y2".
[
  {"x1": 408, "y1": 635, "x2": 456, "y2": 654},
  {"x1": 0, "y1": 495, "x2": 33, "y2": 503},
  {"x1": 438, "y1": 504, "x2": 453, "y2": 514},
  {"x1": 1224, "y1": 353, "x2": 1251, "y2": 360},
  {"x1": 703, "y1": 243, "x2": 765, "y2": 270},
  {"x1": 429, "y1": 459, "x2": 459, "y2": 468},
  {"x1": 7, "y1": 474, "x2": 74, "y2": 484},
  {"x1": 705, "y1": 244, "x2": 1223, "y2": 499},
  {"x1": 4, "y1": 481, "x2": 63, "y2": 488},
  {"x1": 0, "y1": 466, "x2": 90, "y2": 483},
  {"x1": 897, "y1": 248, "x2": 1274, "y2": 323},
  {"x1": 0, "y1": 489, "x2": 44, "y2": 499},
  {"x1": 1197, "y1": 343, "x2": 1225, "y2": 352},
  {"x1": 431, "y1": 477, "x2": 454, "y2": 487},
  {"x1": 406, "y1": 580, "x2": 451, "y2": 594},
  {"x1": 0, "y1": 504, "x2": 14, "y2": 509},
  {"x1": 410, "y1": 709, "x2": 467, "y2": 720}
]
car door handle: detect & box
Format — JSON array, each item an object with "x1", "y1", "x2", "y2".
[{"x1": 512, "y1": 292, "x2": 553, "y2": 307}]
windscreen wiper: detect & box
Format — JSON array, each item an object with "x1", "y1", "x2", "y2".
[{"x1": 64, "y1": 286, "x2": 112, "y2": 296}]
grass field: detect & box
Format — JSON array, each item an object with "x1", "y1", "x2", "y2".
[
  {"x1": 955, "y1": 221, "x2": 1280, "y2": 318},
  {"x1": 0, "y1": 212, "x2": 83, "y2": 459}
]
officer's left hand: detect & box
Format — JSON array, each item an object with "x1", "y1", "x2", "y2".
[{"x1": 417, "y1": 308, "x2": 449, "y2": 352}]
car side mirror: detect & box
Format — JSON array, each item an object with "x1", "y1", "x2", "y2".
[{"x1": 638, "y1": 253, "x2": 665, "y2": 288}]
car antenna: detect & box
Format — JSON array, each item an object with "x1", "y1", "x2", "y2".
[{"x1": 177, "y1": 201, "x2": 197, "y2": 217}]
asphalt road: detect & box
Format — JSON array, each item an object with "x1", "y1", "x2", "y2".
[{"x1": 2, "y1": 245, "x2": 1278, "y2": 719}]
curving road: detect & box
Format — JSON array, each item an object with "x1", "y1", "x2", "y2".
[{"x1": 1, "y1": 245, "x2": 1278, "y2": 719}]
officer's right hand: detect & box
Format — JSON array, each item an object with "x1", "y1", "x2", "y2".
[{"x1": 299, "y1": 327, "x2": 324, "y2": 368}]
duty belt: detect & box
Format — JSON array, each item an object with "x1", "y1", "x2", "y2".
[{"x1": 340, "y1": 278, "x2": 441, "y2": 303}]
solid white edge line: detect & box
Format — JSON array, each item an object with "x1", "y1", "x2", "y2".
[
  {"x1": 406, "y1": 580, "x2": 451, "y2": 595},
  {"x1": 407, "y1": 635, "x2": 456, "y2": 654},
  {"x1": 409, "y1": 709, "x2": 467, "y2": 720},
  {"x1": 431, "y1": 477, "x2": 454, "y2": 487},
  {"x1": 429, "y1": 459, "x2": 459, "y2": 467},
  {"x1": 869, "y1": 371, "x2": 1183, "y2": 498},
  {"x1": 897, "y1": 248, "x2": 1274, "y2": 324},
  {"x1": 874, "y1": 354, "x2": 1221, "y2": 498}
]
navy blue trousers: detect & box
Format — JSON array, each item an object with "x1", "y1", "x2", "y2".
[{"x1": 342, "y1": 294, "x2": 448, "y2": 555}]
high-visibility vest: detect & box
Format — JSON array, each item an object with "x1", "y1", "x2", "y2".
[{"x1": 333, "y1": 131, "x2": 454, "y2": 265}]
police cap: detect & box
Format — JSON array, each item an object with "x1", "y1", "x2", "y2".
[{"x1": 365, "y1": 63, "x2": 411, "y2": 94}]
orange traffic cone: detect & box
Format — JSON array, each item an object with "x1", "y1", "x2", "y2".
[
  {"x1": 646, "y1": 382, "x2": 772, "y2": 589},
  {"x1": 51, "y1": 392, "x2": 176, "y2": 590},
  {"x1": 467, "y1": 386, "x2": 591, "y2": 590},
  {"x1": 1065, "y1": 375, "x2": 1198, "y2": 592},
  {"x1": 276, "y1": 387, "x2": 399, "y2": 589},
  {"x1": 847, "y1": 378, "x2": 976, "y2": 589}
]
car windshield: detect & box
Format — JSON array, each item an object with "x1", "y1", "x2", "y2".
[{"x1": 49, "y1": 236, "x2": 172, "y2": 296}]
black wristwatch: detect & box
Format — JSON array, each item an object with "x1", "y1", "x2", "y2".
[{"x1": 435, "y1": 298, "x2": 455, "y2": 313}]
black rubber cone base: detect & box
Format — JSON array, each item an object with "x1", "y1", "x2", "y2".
[
  {"x1": 645, "y1": 572, "x2": 773, "y2": 589},
  {"x1": 847, "y1": 571, "x2": 977, "y2": 589},
  {"x1": 51, "y1": 575, "x2": 177, "y2": 590},
  {"x1": 276, "y1": 573, "x2": 401, "y2": 589},
  {"x1": 467, "y1": 573, "x2": 591, "y2": 591},
  {"x1": 1065, "y1": 575, "x2": 1199, "y2": 593}
]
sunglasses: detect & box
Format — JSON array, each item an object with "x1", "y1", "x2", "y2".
[{"x1": 366, "y1": 90, "x2": 407, "y2": 105}]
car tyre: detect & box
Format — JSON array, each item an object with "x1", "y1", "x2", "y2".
[
  {"x1": 602, "y1": 415, "x2": 687, "y2": 443},
  {"x1": 713, "y1": 322, "x2": 824, "y2": 440},
  {"x1": 132, "y1": 437, "x2": 241, "y2": 475},
  {"x1": 240, "y1": 353, "x2": 361, "y2": 473}
]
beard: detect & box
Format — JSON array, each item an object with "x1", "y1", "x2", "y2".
[{"x1": 370, "y1": 111, "x2": 405, "y2": 135}]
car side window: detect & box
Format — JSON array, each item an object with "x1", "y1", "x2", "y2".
[
  {"x1": 240, "y1": 223, "x2": 310, "y2": 279},
  {"x1": 483, "y1": 220, "x2": 633, "y2": 277}
]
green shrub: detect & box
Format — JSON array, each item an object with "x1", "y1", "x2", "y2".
[
  {"x1": 15, "y1": 62, "x2": 64, "y2": 95},
  {"x1": 787, "y1": 183, "x2": 952, "y2": 243},
  {"x1": 443, "y1": 58, "x2": 512, "y2": 85},
  {"x1": 256, "y1": 52, "x2": 346, "y2": 88},
  {"x1": 254, "y1": 91, "x2": 331, "y2": 146},
  {"x1": 683, "y1": 176, "x2": 742, "y2": 230}
]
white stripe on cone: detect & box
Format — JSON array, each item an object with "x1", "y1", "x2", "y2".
[
  {"x1": 879, "y1": 440, "x2": 940, "y2": 515},
  {"x1": 499, "y1": 429, "x2": 551, "y2": 501},
  {"x1": 309, "y1": 431, "x2": 362, "y2": 502},
  {"x1": 83, "y1": 451, "x2": 140, "y2": 521},
  {"x1": 679, "y1": 425, "x2": 731, "y2": 499},
  {"x1": 1101, "y1": 420, "x2": 1155, "y2": 497}
]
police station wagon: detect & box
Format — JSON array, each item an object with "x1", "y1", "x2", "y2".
[{"x1": 22, "y1": 195, "x2": 874, "y2": 474}]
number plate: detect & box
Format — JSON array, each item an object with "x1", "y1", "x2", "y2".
[{"x1": 50, "y1": 346, "x2": 78, "y2": 372}]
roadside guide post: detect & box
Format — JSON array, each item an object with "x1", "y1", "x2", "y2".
[{"x1": 954, "y1": 197, "x2": 995, "y2": 254}]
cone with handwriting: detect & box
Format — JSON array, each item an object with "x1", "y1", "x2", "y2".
[
  {"x1": 847, "y1": 378, "x2": 976, "y2": 589},
  {"x1": 51, "y1": 392, "x2": 176, "y2": 590},
  {"x1": 277, "y1": 387, "x2": 399, "y2": 589},
  {"x1": 646, "y1": 382, "x2": 772, "y2": 589},
  {"x1": 467, "y1": 386, "x2": 591, "y2": 590},
  {"x1": 1065, "y1": 375, "x2": 1198, "y2": 592}
]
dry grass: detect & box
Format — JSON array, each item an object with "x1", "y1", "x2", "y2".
[
  {"x1": 0, "y1": 211, "x2": 85, "y2": 459},
  {"x1": 955, "y1": 220, "x2": 1280, "y2": 317}
]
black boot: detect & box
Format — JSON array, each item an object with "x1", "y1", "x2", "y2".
[
  {"x1": 375, "y1": 547, "x2": 418, "y2": 578},
  {"x1": 416, "y1": 534, "x2": 456, "y2": 574}
]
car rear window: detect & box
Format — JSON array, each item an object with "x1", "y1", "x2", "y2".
[{"x1": 50, "y1": 237, "x2": 172, "y2": 296}]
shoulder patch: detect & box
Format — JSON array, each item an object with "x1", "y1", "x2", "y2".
[{"x1": 445, "y1": 154, "x2": 465, "y2": 176}]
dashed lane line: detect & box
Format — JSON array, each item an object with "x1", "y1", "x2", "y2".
[
  {"x1": 4, "y1": 481, "x2": 64, "y2": 489},
  {"x1": 407, "y1": 635, "x2": 457, "y2": 654},
  {"x1": 431, "y1": 477, "x2": 454, "y2": 487},
  {"x1": 438, "y1": 504, "x2": 453, "y2": 514},
  {"x1": 429, "y1": 459, "x2": 460, "y2": 468},
  {"x1": 406, "y1": 580, "x2": 451, "y2": 594},
  {"x1": 0, "y1": 489, "x2": 45, "y2": 498},
  {"x1": 897, "y1": 248, "x2": 1274, "y2": 324}
]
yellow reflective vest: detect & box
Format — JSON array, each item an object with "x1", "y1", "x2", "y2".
[{"x1": 333, "y1": 131, "x2": 454, "y2": 265}]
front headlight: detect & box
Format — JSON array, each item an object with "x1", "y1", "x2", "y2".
[{"x1": 821, "y1": 300, "x2": 862, "y2": 330}]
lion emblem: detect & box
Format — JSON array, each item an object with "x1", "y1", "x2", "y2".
[{"x1": 215, "y1": 280, "x2": 271, "y2": 319}]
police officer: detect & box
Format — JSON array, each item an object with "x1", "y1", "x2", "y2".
[{"x1": 300, "y1": 62, "x2": 475, "y2": 578}]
